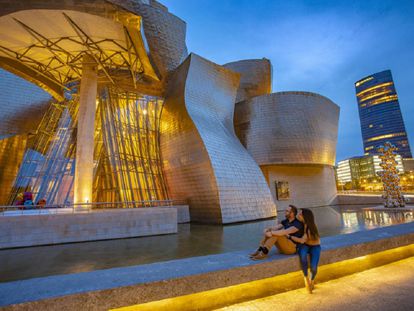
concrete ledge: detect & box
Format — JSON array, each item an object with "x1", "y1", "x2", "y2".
[
  {"x1": 0, "y1": 208, "x2": 177, "y2": 248},
  {"x1": 336, "y1": 194, "x2": 384, "y2": 205},
  {"x1": 114, "y1": 245, "x2": 414, "y2": 311},
  {"x1": 336, "y1": 194, "x2": 414, "y2": 206},
  {"x1": 363, "y1": 205, "x2": 414, "y2": 212},
  {"x1": 0, "y1": 222, "x2": 413, "y2": 310},
  {"x1": 176, "y1": 205, "x2": 190, "y2": 223}
]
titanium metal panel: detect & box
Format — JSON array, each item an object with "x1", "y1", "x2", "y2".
[
  {"x1": 224, "y1": 59, "x2": 272, "y2": 103},
  {"x1": 235, "y1": 92, "x2": 339, "y2": 166},
  {"x1": 161, "y1": 53, "x2": 276, "y2": 224},
  {"x1": 0, "y1": 135, "x2": 27, "y2": 204},
  {"x1": 127, "y1": 1, "x2": 188, "y2": 78}
]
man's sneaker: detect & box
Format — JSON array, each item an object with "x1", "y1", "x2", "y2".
[
  {"x1": 249, "y1": 249, "x2": 261, "y2": 257},
  {"x1": 251, "y1": 251, "x2": 268, "y2": 260}
]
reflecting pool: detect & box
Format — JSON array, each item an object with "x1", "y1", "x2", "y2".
[{"x1": 0, "y1": 205, "x2": 412, "y2": 282}]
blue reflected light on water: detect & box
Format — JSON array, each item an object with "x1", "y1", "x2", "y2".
[{"x1": 0, "y1": 205, "x2": 412, "y2": 282}]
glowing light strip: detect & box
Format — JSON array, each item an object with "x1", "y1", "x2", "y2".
[
  {"x1": 356, "y1": 82, "x2": 393, "y2": 97},
  {"x1": 355, "y1": 76, "x2": 373, "y2": 87},
  {"x1": 360, "y1": 94, "x2": 398, "y2": 108},
  {"x1": 365, "y1": 132, "x2": 406, "y2": 143},
  {"x1": 359, "y1": 90, "x2": 391, "y2": 103},
  {"x1": 111, "y1": 244, "x2": 414, "y2": 311}
]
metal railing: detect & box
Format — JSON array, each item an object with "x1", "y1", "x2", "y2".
[{"x1": 0, "y1": 199, "x2": 185, "y2": 216}]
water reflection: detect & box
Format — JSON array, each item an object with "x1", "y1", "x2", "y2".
[
  {"x1": 363, "y1": 210, "x2": 413, "y2": 226},
  {"x1": 341, "y1": 211, "x2": 366, "y2": 231},
  {"x1": 0, "y1": 205, "x2": 412, "y2": 283}
]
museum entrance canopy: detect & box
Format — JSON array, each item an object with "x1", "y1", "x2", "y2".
[{"x1": 0, "y1": 9, "x2": 159, "y2": 100}]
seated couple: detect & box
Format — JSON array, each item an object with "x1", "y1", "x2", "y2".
[{"x1": 250, "y1": 205, "x2": 321, "y2": 293}]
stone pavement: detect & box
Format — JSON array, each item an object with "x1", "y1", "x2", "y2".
[{"x1": 216, "y1": 256, "x2": 414, "y2": 311}]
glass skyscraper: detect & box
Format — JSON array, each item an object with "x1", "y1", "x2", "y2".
[{"x1": 355, "y1": 70, "x2": 412, "y2": 158}]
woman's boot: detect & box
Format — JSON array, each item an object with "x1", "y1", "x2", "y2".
[
  {"x1": 310, "y1": 279, "x2": 315, "y2": 291},
  {"x1": 304, "y1": 276, "x2": 312, "y2": 294}
]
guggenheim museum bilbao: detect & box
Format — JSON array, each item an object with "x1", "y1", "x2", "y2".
[{"x1": 0, "y1": 0, "x2": 339, "y2": 224}]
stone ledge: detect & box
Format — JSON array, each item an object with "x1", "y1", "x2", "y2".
[
  {"x1": 0, "y1": 207, "x2": 177, "y2": 248},
  {"x1": 0, "y1": 222, "x2": 413, "y2": 310},
  {"x1": 176, "y1": 205, "x2": 190, "y2": 223}
]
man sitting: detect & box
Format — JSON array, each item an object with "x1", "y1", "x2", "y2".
[{"x1": 250, "y1": 205, "x2": 304, "y2": 260}]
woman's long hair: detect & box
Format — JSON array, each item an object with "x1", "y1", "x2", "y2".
[{"x1": 301, "y1": 208, "x2": 319, "y2": 240}]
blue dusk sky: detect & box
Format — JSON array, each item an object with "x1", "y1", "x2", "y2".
[{"x1": 163, "y1": 0, "x2": 414, "y2": 162}]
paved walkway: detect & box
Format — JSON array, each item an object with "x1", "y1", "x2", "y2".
[{"x1": 216, "y1": 256, "x2": 414, "y2": 311}]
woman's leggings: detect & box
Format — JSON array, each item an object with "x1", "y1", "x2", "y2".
[{"x1": 298, "y1": 244, "x2": 321, "y2": 280}]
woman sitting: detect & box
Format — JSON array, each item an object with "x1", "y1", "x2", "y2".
[{"x1": 288, "y1": 208, "x2": 321, "y2": 294}]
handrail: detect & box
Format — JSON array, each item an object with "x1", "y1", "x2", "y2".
[{"x1": 0, "y1": 199, "x2": 186, "y2": 216}]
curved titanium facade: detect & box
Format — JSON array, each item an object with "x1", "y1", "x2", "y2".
[
  {"x1": 0, "y1": 135, "x2": 27, "y2": 204},
  {"x1": 161, "y1": 54, "x2": 276, "y2": 224},
  {"x1": 234, "y1": 92, "x2": 340, "y2": 166},
  {"x1": 0, "y1": 0, "x2": 343, "y2": 225},
  {"x1": 355, "y1": 70, "x2": 412, "y2": 158},
  {"x1": 109, "y1": 0, "x2": 188, "y2": 78},
  {"x1": 223, "y1": 59, "x2": 272, "y2": 103},
  {"x1": 234, "y1": 91, "x2": 339, "y2": 210}
]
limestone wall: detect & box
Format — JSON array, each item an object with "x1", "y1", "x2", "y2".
[
  {"x1": 262, "y1": 164, "x2": 337, "y2": 211},
  {"x1": 0, "y1": 207, "x2": 177, "y2": 248}
]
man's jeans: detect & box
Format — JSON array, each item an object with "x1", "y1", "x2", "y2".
[{"x1": 298, "y1": 244, "x2": 321, "y2": 280}]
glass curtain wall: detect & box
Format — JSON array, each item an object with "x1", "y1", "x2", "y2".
[
  {"x1": 8, "y1": 99, "x2": 78, "y2": 205},
  {"x1": 94, "y1": 88, "x2": 168, "y2": 204},
  {"x1": 8, "y1": 87, "x2": 169, "y2": 206}
]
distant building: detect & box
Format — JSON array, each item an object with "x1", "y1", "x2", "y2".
[
  {"x1": 403, "y1": 158, "x2": 414, "y2": 172},
  {"x1": 355, "y1": 70, "x2": 412, "y2": 158},
  {"x1": 336, "y1": 154, "x2": 404, "y2": 186}
]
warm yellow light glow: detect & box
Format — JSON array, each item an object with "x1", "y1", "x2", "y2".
[
  {"x1": 355, "y1": 76, "x2": 373, "y2": 87},
  {"x1": 111, "y1": 244, "x2": 414, "y2": 311},
  {"x1": 364, "y1": 94, "x2": 398, "y2": 107},
  {"x1": 365, "y1": 132, "x2": 406, "y2": 143},
  {"x1": 356, "y1": 82, "x2": 393, "y2": 97},
  {"x1": 359, "y1": 90, "x2": 391, "y2": 102},
  {"x1": 93, "y1": 93, "x2": 167, "y2": 203}
]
